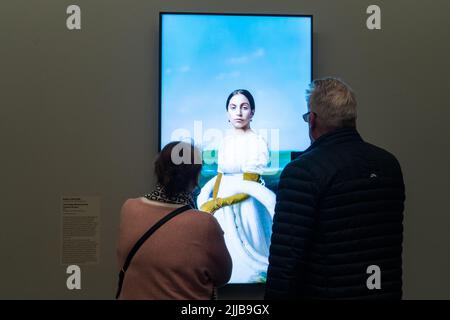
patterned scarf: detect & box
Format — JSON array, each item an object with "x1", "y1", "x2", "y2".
[{"x1": 144, "y1": 184, "x2": 195, "y2": 208}]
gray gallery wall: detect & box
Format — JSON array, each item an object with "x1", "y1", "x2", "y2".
[{"x1": 0, "y1": 0, "x2": 449, "y2": 299}]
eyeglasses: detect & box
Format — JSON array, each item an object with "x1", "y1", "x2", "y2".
[{"x1": 302, "y1": 111, "x2": 316, "y2": 122}]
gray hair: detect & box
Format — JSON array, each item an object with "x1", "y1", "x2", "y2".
[{"x1": 306, "y1": 77, "x2": 357, "y2": 129}]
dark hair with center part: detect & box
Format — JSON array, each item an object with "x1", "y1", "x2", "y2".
[{"x1": 226, "y1": 89, "x2": 255, "y2": 112}]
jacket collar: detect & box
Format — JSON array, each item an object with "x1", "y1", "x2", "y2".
[{"x1": 302, "y1": 127, "x2": 362, "y2": 154}]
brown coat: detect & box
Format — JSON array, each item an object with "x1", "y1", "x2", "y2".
[{"x1": 116, "y1": 197, "x2": 232, "y2": 299}]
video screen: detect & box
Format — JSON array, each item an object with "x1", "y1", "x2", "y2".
[{"x1": 160, "y1": 13, "x2": 312, "y2": 283}]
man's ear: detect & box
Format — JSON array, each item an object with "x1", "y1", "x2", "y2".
[{"x1": 309, "y1": 112, "x2": 317, "y2": 130}]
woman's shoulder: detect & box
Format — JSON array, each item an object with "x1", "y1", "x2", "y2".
[
  {"x1": 183, "y1": 208, "x2": 219, "y2": 223},
  {"x1": 120, "y1": 197, "x2": 141, "y2": 212},
  {"x1": 182, "y1": 209, "x2": 223, "y2": 231},
  {"x1": 120, "y1": 197, "x2": 182, "y2": 217},
  {"x1": 248, "y1": 131, "x2": 268, "y2": 150},
  {"x1": 245, "y1": 129, "x2": 266, "y2": 141},
  {"x1": 120, "y1": 199, "x2": 218, "y2": 225}
]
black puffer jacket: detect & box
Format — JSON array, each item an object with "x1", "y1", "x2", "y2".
[{"x1": 265, "y1": 128, "x2": 405, "y2": 299}]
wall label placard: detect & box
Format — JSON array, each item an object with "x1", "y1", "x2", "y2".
[{"x1": 61, "y1": 196, "x2": 100, "y2": 265}]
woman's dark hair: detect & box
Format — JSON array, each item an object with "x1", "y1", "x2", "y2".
[
  {"x1": 154, "y1": 141, "x2": 202, "y2": 197},
  {"x1": 226, "y1": 89, "x2": 255, "y2": 112}
]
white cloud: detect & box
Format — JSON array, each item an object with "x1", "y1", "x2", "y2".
[
  {"x1": 215, "y1": 71, "x2": 240, "y2": 80},
  {"x1": 216, "y1": 74, "x2": 225, "y2": 80},
  {"x1": 178, "y1": 106, "x2": 189, "y2": 114},
  {"x1": 253, "y1": 48, "x2": 265, "y2": 57},
  {"x1": 179, "y1": 65, "x2": 190, "y2": 72},
  {"x1": 228, "y1": 56, "x2": 249, "y2": 64},
  {"x1": 257, "y1": 89, "x2": 266, "y2": 97},
  {"x1": 227, "y1": 48, "x2": 265, "y2": 64}
]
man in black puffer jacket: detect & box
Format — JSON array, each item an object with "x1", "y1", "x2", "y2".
[{"x1": 265, "y1": 78, "x2": 405, "y2": 299}]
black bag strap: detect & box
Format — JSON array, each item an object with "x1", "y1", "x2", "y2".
[{"x1": 116, "y1": 204, "x2": 191, "y2": 299}]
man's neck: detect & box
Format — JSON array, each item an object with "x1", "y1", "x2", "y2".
[{"x1": 311, "y1": 127, "x2": 331, "y2": 143}]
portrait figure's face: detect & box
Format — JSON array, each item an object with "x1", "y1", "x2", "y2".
[{"x1": 227, "y1": 94, "x2": 254, "y2": 130}]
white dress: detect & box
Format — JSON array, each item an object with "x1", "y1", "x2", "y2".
[{"x1": 197, "y1": 130, "x2": 276, "y2": 283}]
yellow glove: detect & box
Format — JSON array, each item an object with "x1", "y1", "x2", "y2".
[
  {"x1": 200, "y1": 193, "x2": 250, "y2": 214},
  {"x1": 200, "y1": 172, "x2": 261, "y2": 214},
  {"x1": 200, "y1": 197, "x2": 223, "y2": 213}
]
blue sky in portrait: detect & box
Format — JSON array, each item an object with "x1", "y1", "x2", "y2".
[{"x1": 161, "y1": 14, "x2": 312, "y2": 151}]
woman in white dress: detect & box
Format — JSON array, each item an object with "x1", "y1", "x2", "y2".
[{"x1": 197, "y1": 89, "x2": 276, "y2": 283}]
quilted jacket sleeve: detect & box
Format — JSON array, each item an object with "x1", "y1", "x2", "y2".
[{"x1": 265, "y1": 160, "x2": 320, "y2": 299}]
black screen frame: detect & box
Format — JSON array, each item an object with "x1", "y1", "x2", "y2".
[{"x1": 157, "y1": 11, "x2": 313, "y2": 292}]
